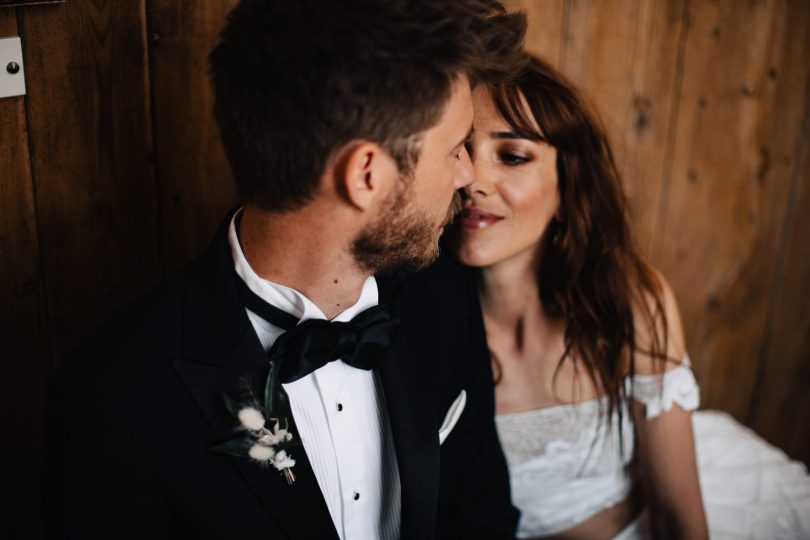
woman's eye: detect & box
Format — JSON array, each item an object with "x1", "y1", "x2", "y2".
[
  {"x1": 463, "y1": 141, "x2": 473, "y2": 156},
  {"x1": 499, "y1": 152, "x2": 529, "y2": 166}
]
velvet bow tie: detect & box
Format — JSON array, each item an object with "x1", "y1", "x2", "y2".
[{"x1": 235, "y1": 274, "x2": 399, "y2": 383}]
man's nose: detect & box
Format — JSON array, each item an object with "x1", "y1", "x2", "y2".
[{"x1": 453, "y1": 146, "x2": 474, "y2": 189}]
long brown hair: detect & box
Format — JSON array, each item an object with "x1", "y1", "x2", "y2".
[{"x1": 490, "y1": 54, "x2": 671, "y2": 422}]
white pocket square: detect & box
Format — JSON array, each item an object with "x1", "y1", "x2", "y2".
[{"x1": 438, "y1": 389, "x2": 467, "y2": 445}]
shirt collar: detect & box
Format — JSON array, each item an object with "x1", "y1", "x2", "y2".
[{"x1": 228, "y1": 209, "x2": 379, "y2": 324}]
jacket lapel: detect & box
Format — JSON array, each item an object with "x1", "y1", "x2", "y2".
[
  {"x1": 377, "y1": 275, "x2": 441, "y2": 540},
  {"x1": 172, "y1": 214, "x2": 338, "y2": 539}
]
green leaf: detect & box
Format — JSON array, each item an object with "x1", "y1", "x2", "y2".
[
  {"x1": 264, "y1": 361, "x2": 277, "y2": 415},
  {"x1": 210, "y1": 435, "x2": 254, "y2": 458},
  {"x1": 277, "y1": 385, "x2": 292, "y2": 419}
]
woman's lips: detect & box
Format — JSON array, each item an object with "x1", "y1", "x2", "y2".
[{"x1": 458, "y1": 207, "x2": 503, "y2": 230}]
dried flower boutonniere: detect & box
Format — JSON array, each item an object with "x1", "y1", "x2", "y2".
[{"x1": 211, "y1": 362, "x2": 300, "y2": 484}]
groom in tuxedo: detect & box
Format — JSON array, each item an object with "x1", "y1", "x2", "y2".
[{"x1": 50, "y1": 1, "x2": 525, "y2": 538}]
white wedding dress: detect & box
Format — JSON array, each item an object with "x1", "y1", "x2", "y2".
[{"x1": 495, "y1": 359, "x2": 810, "y2": 539}]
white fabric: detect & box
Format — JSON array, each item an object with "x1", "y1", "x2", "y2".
[
  {"x1": 438, "y1": 390, "x2": 467, "y2": 445},
  {"x1": 628, "y1": 359, "x2": 700, "y2": 419},
  {"x1": 614, "y1": 410, "x2": 810, "y2": 539},
  {"x1": 229, "y1": 213, "x2": 401, "y2": 540},
  {"x1": 692, "y1": 410, "x2": 810, "y2": 539},
  {"x1": 495, "y1": 361, "x2": 699, "y2": 537}
]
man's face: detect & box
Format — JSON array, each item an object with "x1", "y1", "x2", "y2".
[{"x1": 352, "y1": 76, "x2": 474, "y2": 274}]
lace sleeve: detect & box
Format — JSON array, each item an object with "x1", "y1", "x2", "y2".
[{"x1": 626, "y1": 357, "x2": 700, "y2": 419}]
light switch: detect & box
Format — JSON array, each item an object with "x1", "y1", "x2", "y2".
[{"x1": 0, "y1": 37, "x2": 26, "y2": 99}]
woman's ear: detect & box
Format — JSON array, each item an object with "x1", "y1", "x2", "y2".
[{"x1": 336, "y1": 141, "x2": 398, "y2": 211}]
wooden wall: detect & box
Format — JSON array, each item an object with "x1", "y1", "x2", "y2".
[
  {"x1": 0, "y1": 1, "x2": 238, "y2": 537},
  {"x1": 0, "y1": 0, "x2": 807, "y2": 537}
]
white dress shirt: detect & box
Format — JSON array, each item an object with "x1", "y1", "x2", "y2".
[{"x1": 229, "y1": 213, "x2": 401, "y2": 540}]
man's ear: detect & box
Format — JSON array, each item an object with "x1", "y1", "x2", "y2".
[{"x1": 336, "y1": 141, "x2": 398, "y2": 211}]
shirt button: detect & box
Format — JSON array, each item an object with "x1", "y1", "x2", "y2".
[
  {"x1": 337, "y1": 403, "x2": 343, "y2": 412},
  {"x1": 353, "y1": 492, "x2": 360, "y2": 501}
]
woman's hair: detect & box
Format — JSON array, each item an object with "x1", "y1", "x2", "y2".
[{"x1": 489, "y1": 54, "x2": 672, "y2": 422}]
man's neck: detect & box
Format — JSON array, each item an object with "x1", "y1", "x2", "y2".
[{"x1": 238, "y1": 205, "x2": 370, "y2": 319}]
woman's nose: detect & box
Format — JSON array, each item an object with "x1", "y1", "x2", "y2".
[{"x1": 466, "y1": 153, "x2": 495, "y2": 196}]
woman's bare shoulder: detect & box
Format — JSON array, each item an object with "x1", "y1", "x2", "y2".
[{"x1": 630, "y1": 267, "x2": 688, "y2": 375}]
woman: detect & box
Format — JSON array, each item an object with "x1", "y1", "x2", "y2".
[{"x1": 446, "y1": 54, "x2": 709, "y2": 539}]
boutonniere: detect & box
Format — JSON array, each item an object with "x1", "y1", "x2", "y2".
[{"x1": 211, "y1": 361, "x2": 301, "y2": 484}]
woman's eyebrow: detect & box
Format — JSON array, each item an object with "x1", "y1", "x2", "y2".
[{"x1": 490, "y1": 130, "x2": 545, "y2": 142}]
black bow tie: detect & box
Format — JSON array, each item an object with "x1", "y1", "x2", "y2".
[{"x1": 235, "y1": 274, "x2": 399, "y2": 383}]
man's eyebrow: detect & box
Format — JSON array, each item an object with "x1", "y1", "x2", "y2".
[{"x1": 490, "y1": 130, "x2": 545, "y2": 142}]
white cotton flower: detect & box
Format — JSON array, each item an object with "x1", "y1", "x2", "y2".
[
  {"x1": 258, "y1": 434, "x2": 274, "y2": 445},
  {"x1": 238, "y1": 407, "x2": 265, "y2": 431},
  {"x1": 248, "y1": 443, "x2": 276, "y2": 462},
  {"x1": 260, "y1": 425, "x2": 292, "y2": 445},
  {"x1": 272, "y1": 449, "x2": 296, "y2": 471}
]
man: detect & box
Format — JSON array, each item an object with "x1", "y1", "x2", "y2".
[{"x1": 50, "y1": 1, "x2": 526, "y2": 538}]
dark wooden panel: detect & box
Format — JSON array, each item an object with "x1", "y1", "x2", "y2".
[
  {"x1": 753, "y1": 126, "x2": 810, "y2": 465},
  {"x1": 750, "y1": 0, "x2": 810, "y2": 463},
  {"x1": 19, "y1": 0, "x2": 160, "y2": 360},
  {"x1": 0, "y1": 10, "x2": 48, "y2": 540},
  {"x1": 505, "y1": 0, "x2": 565, "y2": 68},
  {"x1": 148, "y1": 0, "x2": 238, "y2": 274},
  {"x1": 560, "y1": 0, "x2": 687, "y2": 256},
  {"x1": 654, "y1": 0, "x2": 809, "y2": 422}
]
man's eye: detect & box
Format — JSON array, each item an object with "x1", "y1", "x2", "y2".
[
  {"x1": 463, "y1": 141, "x2": 473, "y2": 156},
  {"x1": 499, "y1": 152, "x2": 529, "y2": 165}
]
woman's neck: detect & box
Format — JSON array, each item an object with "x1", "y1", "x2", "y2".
[{"x1": 478, "y1": 248, "x2": 542, "y2": 333}]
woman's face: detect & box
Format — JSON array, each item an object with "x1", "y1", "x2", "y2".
[{"x1": 448, "y1": 86, "x2": 559, "y2": 268}]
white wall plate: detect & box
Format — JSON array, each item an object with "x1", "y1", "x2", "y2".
[{"x1": 0, "y1": 36, "x2": 26, "y2": 99}]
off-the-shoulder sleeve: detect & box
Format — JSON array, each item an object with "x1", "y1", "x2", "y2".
[{"x1": 626, "y1": 357, "x2": 700, "y2": 419}]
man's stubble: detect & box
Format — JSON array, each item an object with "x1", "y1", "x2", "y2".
[{"x1": 352, "y1": 180, "x2": 463, "y2": 275}]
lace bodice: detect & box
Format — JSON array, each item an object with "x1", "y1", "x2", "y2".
[{"x1": 496, "y1": 359, "x2": 699, "y2": 538}]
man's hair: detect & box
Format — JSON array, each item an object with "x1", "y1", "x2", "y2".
[{"x1": 210, "y1": 0, "x2": 526, "y2": 212}]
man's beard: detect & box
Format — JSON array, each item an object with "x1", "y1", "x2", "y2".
[{"x1": 351, "y1": 184, "x2": 463, "y2": 275}]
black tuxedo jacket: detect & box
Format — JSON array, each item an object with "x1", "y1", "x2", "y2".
[{"x1": 49, "y1": 215, "x2": 518, "y2": 539}]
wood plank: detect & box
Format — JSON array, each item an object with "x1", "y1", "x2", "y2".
[
  {"x1": 148, "y1": 0, "x2": 238, "y2": 274},
  {"x1": 0, "y1": 9, "x2": 48, "y2": 539},
  {"x1": 753, "y1": 116, "x2": 810, "y2": 465},
  {"x1": 504, "y1": 0, "x2": 565, "y2": 68},
  {"x1": 19, "y1": 0, "x2": 160, "y2": 360},
  {"x1": 750, "y1": 0, "x2": 810, "y2": 464},
  {"x1": 654, "y1": 0, "x2": 808, "y2": 421},
  {"x1": 560, "y1": 0, "x2": 688, "y2": 255}
]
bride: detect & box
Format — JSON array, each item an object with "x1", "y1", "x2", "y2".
[{"x1": 446, "y1": 53, "x2": 709, "y2": 539}]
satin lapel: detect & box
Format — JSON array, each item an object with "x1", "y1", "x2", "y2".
[
  {"x1": 377, "y1": 275, "x2": 440, "y2": 540},
  {"x1": 172, "y1": 214, "x2": 338, "y2": 539}
]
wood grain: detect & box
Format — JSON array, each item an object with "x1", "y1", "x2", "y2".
[
  {"x1": 505, "y1": 0, "x2": 566, "y2": 68},
  {"x1": 18, "y1": 0, "x2": 160, "y2": 360},
  {"x1": 0, "y1": 9, "x2": 48, "y2": 539},
  {"x1": 148, "y1": 0, "x2": 238, "y2": 275},
  {"x1": 560, "y1": 0, "x2": 688, "y2": 255},
  {"x1": 749, "y1": 0, "x2": 810, "y2": 464},
  {"x1": 653, "y1": 0, "x2": 809, "y2": 421}
]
